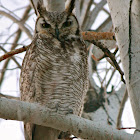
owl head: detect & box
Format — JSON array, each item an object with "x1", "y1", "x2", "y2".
[{"x1": 35, "y1": 0, "x2": 80, "y2": 41}]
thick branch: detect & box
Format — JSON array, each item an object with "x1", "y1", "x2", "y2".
[
  {"x1": 82, "y1": 31, "x2": 115, "y2": 41},
  {"x1": 0, "y1": 97, "x2": 132, "y2": 140},
  {"x1": 107, "y1": 0, "x2": 140, "y2": 139},
  {"x1": 0, "y1": 46, "x2": 28, "y2": 62}
]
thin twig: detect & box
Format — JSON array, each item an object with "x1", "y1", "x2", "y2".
[
  {"x1": 113, "y1": 46, "x2": 119, "y2": 55},
  {"x1": 3, "y1": 30, "x2": 18, "y2": 44},
  {"x1": 101, "y1": 65, "x2": 112, "y2": 85},
  {"x1": 83, "y1": 0, "x2": 107, "y2": 30},
  {"x1": 0, "y1": 5, "x2": 32, "y2": 86},
  {"x1": 96, "y1": 16, "x2": 112, "y2": 32},
  {"x1": 0, "y1": 30, "x2": 22, "y2": 85},
  {"x1": 0, "y1": 67, "x2": 20, "y2": 72},
  {"x1": 0, "y1": 46, "x2": 21, "y2": 68},
  {"x1": 117, "y1": 89, "x2": 128, "y2": 128},
  {"x1": 0, "y1": 43, "x2": 24, "y2": 46},
  {"x1": 117, "y1": 127, "x2": 140, "y2": 132},
  {"x1": 93, "y1": 1, "x2": 110, "y2": 15},
  {"x1": 13, "y1": 5, "x2": 28, "y2": 12},
  {"x1": 106, "y1": 69, "x2": 116, "y2": 88},
  {"x1": 80, "y1": 0, "x2": 92, "y2": 27},
  {"x1": 0, "y1": 4, "x2": 33, "y2": 33},
  {"x1": 0, "y1": 10, "x2": 32, "y2": 39}
]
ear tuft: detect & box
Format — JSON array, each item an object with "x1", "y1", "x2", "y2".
[
  {"x1": 65, "y1": 0, "x2": 75, "y2": 15},
  {"x1": 37, "y1": 0, "x2": 46, "y2": 16}
]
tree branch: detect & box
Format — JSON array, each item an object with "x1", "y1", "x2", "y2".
[
  {"x1": 88, "y1": 40, "x2": 125, "y2": 84},
  {"x1": 0, "y1": 46, "x2": 21, "y2": 68},
  {"x1": 0, "y1": 31, "x2": 116, "y2": 62},
  {"x1": 0, "y1": 29, "x2": 22, "y2": 85},
  {"x1": 117, "y1": 89, "x2": 128, "y2": 128},
  {"x1": 0, "y1": 93, "x2": 20, "y2": 100},
  {"x1": 107, "y1": 0, "x2": 140, "y2": 139},
  {"x1": 83, "y1": 0, "x2": 107, "y2": 30},
  {"x1": 0, "y1": 46, "x2": 28, "y2": 62},
  {"x1": 82, "y1": 31, "x2": 116, "y2": 41},
  {"x1": 0, "y1": 5, "x2": 32, "y2": 86},
  {"x1": 0, "y1": 97, "x2": 132, "y2": 140},
  {"x1": 0, "y1": 10, "x2": 32, "y2": 39}
]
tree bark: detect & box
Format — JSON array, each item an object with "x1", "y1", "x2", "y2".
[
  {"x1": 107, "y1": 0, "x2": 140, "y2": 139},
  {"x1": 0, "y1": 97, "x2": 132, "y2": 140}
]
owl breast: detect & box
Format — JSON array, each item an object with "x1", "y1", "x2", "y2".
[{"x1": 31, "y1": 34, "x2": 88, "y2": 116}]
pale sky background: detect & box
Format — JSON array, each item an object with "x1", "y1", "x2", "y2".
[{"x1": 0, "y1": 0, "x2": 135, "y2": 139}]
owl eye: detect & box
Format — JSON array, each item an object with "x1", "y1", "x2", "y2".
[
  {"x1": 63, "y1": 21, "x2": 72, "y2": 27},
  {"x1": 41, "y1": 23, "x2": 51, "y2": 28}
]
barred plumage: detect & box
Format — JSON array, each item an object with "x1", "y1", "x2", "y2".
[{"x1": 20, "y1": 1, "x2": 88, "y2": 140}]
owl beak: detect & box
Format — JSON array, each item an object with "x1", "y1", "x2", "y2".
[{"x1": 55, "y1": 27, "x2": 59, "y2": 40}]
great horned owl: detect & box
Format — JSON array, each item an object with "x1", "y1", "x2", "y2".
[{"x1": 20, "y1": 1, "x2": 88, "y2": 140}]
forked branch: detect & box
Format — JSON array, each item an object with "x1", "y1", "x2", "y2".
[{"x1": 87, "y1": 39, "x2": 125, "y2": 84}]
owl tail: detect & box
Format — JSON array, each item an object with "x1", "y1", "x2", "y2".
[{"x1": 24, "y1": 123, "x2": 60, "y2": 140}]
